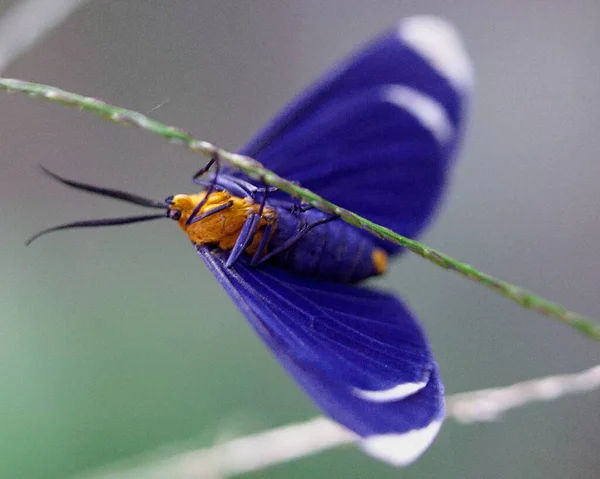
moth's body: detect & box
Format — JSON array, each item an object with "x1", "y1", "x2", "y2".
[
  {"x1": 169, "y1": 190, "x2": 274, "y2": 256},
  {"x1": 169, "y1": 188, "x2": 388, "y2": 282}
]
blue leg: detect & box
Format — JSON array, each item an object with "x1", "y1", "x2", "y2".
[
  {"x1": 256, "y1": 214, "x2": 339, "y2": 265},
  {"x1": 225, "y1": 176, "x2": 278, "y2": 197},
  {"x1": 188, "y1": 201, "x2": 233, "y2": 225},
  {"x1": 192, "y1": 175, "x2": 276, "y2": 200},
  {"x1": 191, "y1": 156, "x2": 216, "y2": 179},
  {"x1": 266, "y1": 199, "x2": 314, "y2": 216},
  {"x1": 193, "y1": 176, "x2": 254, "y2": 198},
  {"x1": 246, "y1": 177, "x2": 278, "y2": 265},
  {"x1": 187, "y1": 153, "x2": 222, "y2": 225},
  {"x1": 191, "y1": 178, "x2": 226, "y2": 191},
  {"x1": 225, "y1": 213, "x2": 261, "y2": 267},
  {"x1": 198, "y1": 176, "x2": 277, "y2": 199},
  {"x1": 227, "y1": 176, "x2": 277, "y2": 267},
  {"x1": 290, "y1": 203, "x2": 314, "y2": 214},
  {"x1": 250, "y1": 222, "x2": 274, "y2": 266}
]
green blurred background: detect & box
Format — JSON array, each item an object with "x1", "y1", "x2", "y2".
[{"x1": 1, "y1": 1, "x2": 599, "y2": 478}]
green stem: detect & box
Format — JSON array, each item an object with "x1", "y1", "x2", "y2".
[{"x1": 2, "y1": 77, "x2": 599, "y2": 342}]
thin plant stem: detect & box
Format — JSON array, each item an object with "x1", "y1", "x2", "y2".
[
  {"x1": 76, "y1": 363, "x2": 600, "y2": 479},
  {"x1": 1, "y1": 77, "x2": 599, "y2": 342}
]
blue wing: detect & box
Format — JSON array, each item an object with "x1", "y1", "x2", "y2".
[
  {"x1": 198, "y1": 247, "x2": 444, "y2": 466},
  {"x1": 234, "y1": 16, "x2": 472, "y2": 254}
]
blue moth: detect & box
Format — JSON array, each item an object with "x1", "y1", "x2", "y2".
[{"x1": 29, "y1": 16, "x2": 472, "y2": 466}]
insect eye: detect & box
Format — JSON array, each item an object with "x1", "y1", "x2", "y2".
[{"x1": 169, "y1": 209, "x2": 182, "y2": 221}]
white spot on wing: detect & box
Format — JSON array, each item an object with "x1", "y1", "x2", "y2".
[
  {"x1": 399, "y1": 16, "x2": 474, "y2": 92},
  {"x1": 354, "y1": 380, "x2": 428, "y2": 403},
  {"x1": 360, "y1": 420, "x2": 443, "y2": 467},
  {"x1": 382, "y1": 85, "x2": 453, "y2": 144}
]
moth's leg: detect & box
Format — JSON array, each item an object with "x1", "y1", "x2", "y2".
[
  {"x1": 268, "y1": 199, "x2": 314, "y2": 214},
  {"x1": 250, "y1": 221, "x2": 274, "y2": 266},
  {"x1": 248, "y1": 180, "x2": 276, "y2": 265},
  {"x1": 191, "y1": 155, "x2": 217, "y2": 180},
  {"x1": 188, "y1": 152, "x2": 222, "y2": 224},
  {"x1": 225, "y1": 213, "x2": 261, "y2": 267},
  {"x1": 187, "y1": 201, "x2": 233, "y2": 226},
  {"x1": 224, "y1": 176, "x2": 278, "y2": 199},
  {"x1": 255, "y1": 214, "x2": 339, "y2": 265}
]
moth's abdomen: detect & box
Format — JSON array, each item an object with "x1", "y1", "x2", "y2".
[{"x1": 270, "y1": 208, "x2": 387, "y2": 282}]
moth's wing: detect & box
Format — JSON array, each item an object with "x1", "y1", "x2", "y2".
[
  {"x1": 234, "y1": 16, "x2": 472, "y2": 254},
  {"x1": 199, "y1": 247, "x2": 444, "y2": 466}
]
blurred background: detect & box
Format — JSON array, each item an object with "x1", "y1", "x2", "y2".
[{"x1": 1, "y1": 1, "x2": 599, "y2": 478}]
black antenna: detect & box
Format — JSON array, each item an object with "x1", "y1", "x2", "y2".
[
  {"x1": 27, "y1": 167, "x2": 169, "y2": 245},
  {"x1": 26, "y1": 214, "x2": 167, "y2": 246},
  {"x1": 40, "y1": 166, "x2": 166, "y2": 209}
]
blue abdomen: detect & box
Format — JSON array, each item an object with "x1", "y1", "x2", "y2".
[{"x1": 269, "y1": 207, "x2": 381, "y2": 282}]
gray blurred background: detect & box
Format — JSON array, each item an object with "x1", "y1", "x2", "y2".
[{"x1": 1, "y1": 1, "x2": 599, "y2": 478}]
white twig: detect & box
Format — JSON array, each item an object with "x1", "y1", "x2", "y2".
[
  {"x1": 446, "y1": 362, "x2": 600, "y2": 423},
  {"x1": 0, "y1": 0, "x2": 89, "y2": 73},
  {"x1": 77, "y1": 363, "x2": 600, "y2": 479}
]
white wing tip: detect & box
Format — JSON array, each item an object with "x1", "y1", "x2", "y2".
[
  {"x1": 360, "y1": 420, "x2": 443, "y2": 467},
  {"x1": 398, "y1": 16, "x2": 474, "y2": 92},
  {"x1": 353, "y1": 380, "x2": 428, "y2": 403},
  {"x1": 382, "y1": 85, "x2": 453, "y2": 144}
]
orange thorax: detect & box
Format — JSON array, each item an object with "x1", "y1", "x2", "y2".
[{"x1": 169, "y1": 191, "x2": 275, "y2": 255}]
